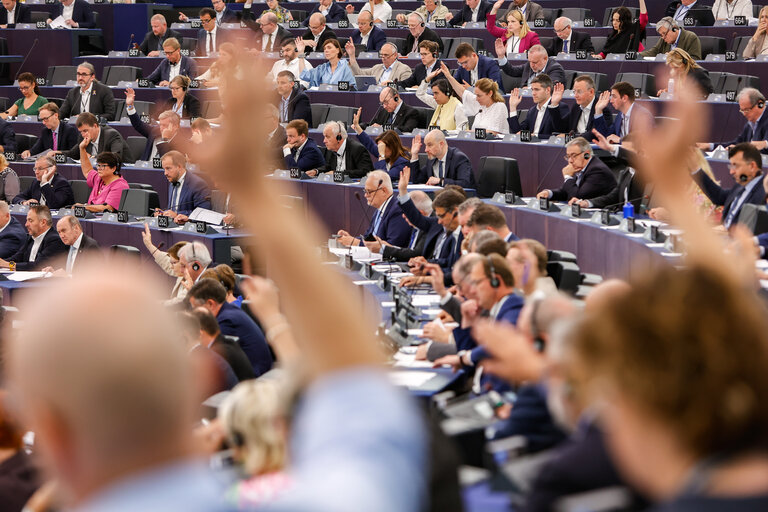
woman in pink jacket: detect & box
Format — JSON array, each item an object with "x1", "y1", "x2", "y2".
[{"x1": 486, "y1": 0, "x2": 540, "y2": 55}]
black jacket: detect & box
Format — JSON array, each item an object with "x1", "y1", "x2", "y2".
[
  {"x1": 13, "y1": 173, "x2": 75, "y2": 209},
  {"x1": 138, "y1": 28, "x2": 183, "y2": 56},
  {"x1": 404, "y1": 26, "x2": 444, "y2": 56},
  {"x1": 161, "y1": 94, "x2": 202, "y2": 120},
  {"x1": 0, "y1": 216, "x2": 26, "y2": 260},
  {"x1": 0, "y1": 2, "x2": 31, "y2": 27},
  {"x1": 398, "y1": 60, "x2": 443, "y2": 89},
  {"x1": 549, "y1": 156, "x2": 617, "y2": 202},
  {"x1": 449, "y1": 0, "x2": 492, "y2": 26},
  {"x1": 59, "y1": 81, "x2": 117, "y2": 121},
  {"x1": 210, "y1": 334, "x2": 256, "y2": 382},
  {"x1": 320, "y1": 137, "x2": 374, "y2": 178},
  {"x1": 9, "y1": 227, "x2": 67, "y2": 270},
  {"x1": 552, "y1": 97, "x2": 612, "y2": 139},
  {"x1": 28, "y1": 121, "x2": 78, "y2": 156},
  {"x1": 66, "y1": 125, "x2": 132, "y2": 162},
  {"x1": 301, "y1": 27, "x2": 338, "y2": 55},
  {"x1": 277, "y1": 89, "x2": 312, "y2": 125},
  {"x1": 368, "y1": 102, "x2": 420, "y2": 133},
  {"x1": 547, "y1": 30, "x2": 595, "y2": 56}
]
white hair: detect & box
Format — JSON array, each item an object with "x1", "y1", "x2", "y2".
[
  {"x1": 178, "y1": 242, "x2": 212, "y2": 268},
  {"x1": 324, "y1": 120, "x2": 347, "y2": 140},
  {"x1": 366, "y1": 170, "x2": 393, "y2": 193},
  {"x1": 410, "y1": 190, "x2": 433, "y2": 215}
]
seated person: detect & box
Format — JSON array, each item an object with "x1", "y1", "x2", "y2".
[
  {"x1": 247, "y1": 11, "x2": 292, "y2": 51},
  {"x1": 305, "y1": 0, "x2": 347, "y2": 25},
  {"x1": 487, "y1": 2, "x2": 540, "y2": 55},
  {"x1": 366, "y1": 86, "x2": 420, "y2": 133},
  {"x1": 396, "y1": 0, "x2": 450, "y2": 23},
  {"x1": 158, "y1": 150, "x2": 211, "y2": 224},
  {"x1": 0, "y1": 200, "x2": 27, "y2": 259},
  {"x1": 269, "y1": 40, "x2": 314, "y2": 89},
  {"x1": 0, "y1": 117, "x2": 15, "y2": 154},
  {"x1": 399, "y1": 40, "x2": 442, "y2": 89},
  {"x1": 453, "y1": 42, "x2": 505, "y2": 93},
  {"x1": 74, "y1": 145, "x2": 129, "y2": 213},
  {"x1": 548, "y1": 16, "x2": 594, "y2": 55},
  {"x1": 442, "y1": 69, "x2": 509, "y2": 135},
  {"x1": 335, "y1": 170, "x2": 412, "y2": 247},
  {"x1": 712, "y1": 0, "x2": 754, "y2": 21},
  {"x1": 640, "y1": 16, "x2": 702, "y2": 60},
  {"x1": 0, "y1": 72, "x2": 47, "y2": 119},
  {"x1": 698, "y1": 88, "x2": 768, "y2": 153},
  {"x1": 744, "y1": 6, "x2": 768, "y2": 59},
  {"x1": 352, "y1": 108, "x2": 410, "y2": 180},
  {"x1": 467, "y1": 203, "x2": 519, "y2": 242},
  {"x1": 139, "y1": 13, "x2": 183, "y2": 57},
  {"x1": 296, "y1": 38, "x2": 355, "y2": 88},
  {"x1": 299, "y1": 13, "x2": 338, "y2": 55},
  {"x1": 20, "y1": 102, "x2": 78, "y2": 159},
  {"x1": 275, "y1": 70, "x2": 312, "y2": 125},
  {"x1": 317, "y1": 120, "x2": 374, "y2": 178},
  {"x1": 0, "y1": 0, "x2": 31, "y2": 27},
  {"x1": 180, "y1": 311, "x2": 238, "y2": 394},
  {"x1": 146, "y1": 38, "x2": 197, "y2": 87},
  {"x1": 125, "y1": 88, "x2": 183, "y2": 162},
  {"x1": 346, "y1": 41, "x2": 412, "y2": 86},
  {"x1": 409, "y1": 129, "x2": 474, "y2": 187},
  {"x1": 448, "y1": 0, "x2": 492, "y2": 26},
  {"x1": 142, "y1": 233, "x2": 189, "y2": 305},
  {"x1": 58, "y1": 63, "x2": 116, "y2": 121},
  {"x1": 65, "y1": 112, "x2": 132, "y2": 162},
  {"x1": 506, "y1": 239, "x2": 558, "y2": 298},
  {"x1": 656, "y1": 48, "x2": 713, "y2": 99},
  {"x1": 508, "y1": 75, "x2": 569, "y2": 139},
  {"x1": 13, "y1": 155, "x2": 74, "y2": 208},
  {"x1": 282, "y1": 119, "x2": 325, "y2": 174},
  {"x1": 552, "y1": 75, "x2": 610, "y2": 140},
  {"x1": 358, "y1": 0, "x2": 393, "y2": 23},
  {"x1": 163, "y1": 75, "x2": 202, "y2": 120},
  {"x1": 367, "y1": 190, "x2": 435, "y2": 260},
  {"x1": 536, "y1": 137, "x2": 616, "y2": 201},
  {"x1": 497, "y1": 44, "x2": 566, "y2": 87},
  {"x1": 0, "y1": 154, "x2": 18, "y2": 203},
  {"x1": 595, "y1": 3, "x2": 648, "y2": 59},
  {"x1": 349, "y1": 11, "x2": 386, "y2": 52},
  {"x1": 403, "y1": 12, "x2": 444, "y2": 55},
  {"x1": 191, "y1": 307, "x2": 256, "y2": 382},
  {"x1": 196, "y1": 7, "x2": 229, "y2": 57},
  {"x1": 41, "y1": 215, "x2": 100, "y2": 276},
  {"x1": 0, "y1": 204, "x2": 66, "y2": 270},
  {"x1": 46, "y1": 0, "x2": 95, "y2": 28},
  {"x1": 196, "y1": 42, "x2": 241, "y2": 88},
  {"x1": 593, "y1": 81, "x2": 655, "y2": 144},
  {"x1": 415, "y1": 77, "x2": 468, "y2": 131}
]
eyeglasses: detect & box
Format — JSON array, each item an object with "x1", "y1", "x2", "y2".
[
  {"x1": 466, "y1": 275, "x2": 489, "y2": 288},
  {"x1": 200, "y1": 17, "x2": 214, "y2": 24},
  {"x1": 38, "y1": 113, "x2": 55, "y2": 122},
  {"x1": 96, "y1": 163, "x2": 112, "y2": 169},
  {"x1": 18, "y1": 85, "x2": 31, "y2": 91},
  {"x1": 170, "y1": 86, "x2": 182, "y2": 91},
  {"x1": 435, "y1": 209, "x2": 455, "y2": 219},
  {"x1": 564, "y1": 151, "x2": 586, "y2": 161},
  {"x1": 164, "y1": 49, "x2": 179, "y2": 55},
  {"x1": 34, "y1": 165, "x2": 52, "y2": 172},
  {"x1": 76, "y1": 72, "x2": 92, "y2": 77},
  {"x1": 379, "y1": 52, "x2": 395, "y2": 59},
  {"x1": 553, "y1": 25, "x2": 570, "y2": 33},
  {"x1": 740, "y1": 104, "x2": 758, "y2": 114},
  {"x1": 363, "y1": 186, "x2": 382, "y2": 196}
]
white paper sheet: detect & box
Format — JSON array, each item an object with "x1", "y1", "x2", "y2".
[
  {"x1": 49, "y1": 16, "x2": 71, "y2": 29},
  {"x1": 6, "y1": 271, "x2": 49, "y2": 282},
  {"x1": 388, "y1": 371, "x2": 436, "y2": 388}
]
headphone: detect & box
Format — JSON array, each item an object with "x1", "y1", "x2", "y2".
[
  {"x1": 413, "y1": 12, "x2": 426, "y2": 26},
  {"x1": 487, "y1": 255, "x2": 499, "y2": 288},
  {"x1": 191, "y1": 243, "x2": 200, "y2": 272},
  {"x1": 583, "y1": 151, "x2": 591, "y2": 160},
  {"x1": 757, "y1": 96, "x2": 766, "y2": 109},
  {"x1": 335, "y1": 120, "x2": 345, "y2": 142},
  {"x1": 387, "y1": 84, "x2": 399, "y2": 101},
  {"x1": 432, "y1": 78, "x2": 451, "y2": 97}
]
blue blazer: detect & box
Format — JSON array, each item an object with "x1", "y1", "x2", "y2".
[
  {"x1": 0, "y1": 118, "x2": 16, "y2": 153},
  {"x1": 362, "y1": 193, "x2": 413, "y2": 247},
  {"x1": 284, "y1": 138, "x2": 325, "y2": 173},
  {"x1": 549, "y1": 156, "x2": 617, "y2": 202},
  {"x1": 453, "y1": 293, "x2": 524, "y2": 356},
  {"x1": 491, "y1": 384, "x2": 568, "y2": 453},
  {"x1": 28, "y1": 121, "x2": 78, "y2": 156},
  {"x1": 0, "y1": 217, "x2": 27, "y2": 260},
  {"x1": 356, "y1": 131, "x2": 408, "y2": 180},
  {"x1": 593, "y1": 103, "x2": 654, "y2": 140},
  {"x1": 52, "y1": 0, "x2": 95, "y2": 28},
  {"x1": 509, "y1": 103, "x2": 569, "y2": 139},
  {"x1": 128, "y1": 111, "x2": 180, "y2": 162},
  {"x1": 13, "y1": 173, "x2": 74, "y2": 209},
  {"x1": 411, "y1": 147, "x2": 475, "y2": 188},
  {"x1": 350, "y1": 25, "x2": 387, "y2": 52},
  {"x1": 694, "y1": 171, "x2": 766, "y2": 224},
  {"x1": 399, "y1": 195, "x2": 459, "y2": 270},
  {"x1": 216, "y1": 301, "x2": 273, "y2": 377},
  {"x1": 453, "y1": 55, "x2": 505, "y2": 93},
  {"x1": 304, "y1": 2, "x2": 347, "y2": 24},
  {"x1": 169, "y1": 171, "x2": 211, "y2": 215},
  {"x1": 721, "y1": 112, "x2": 768, "y2": 154},
  {"x1": 146, "y1": 55, "x2": 198, "y2": 85}
]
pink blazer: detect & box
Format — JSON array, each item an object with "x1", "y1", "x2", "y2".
[{"x1": 486, "y1": 13, "x2": 541, "y2": 50}]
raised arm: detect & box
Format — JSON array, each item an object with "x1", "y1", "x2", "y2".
[
  {"x1": 439, "y1": 61, "x2": 467, "y2": 97},
  {"x1": 78, "y1": 135, "x2": 93, "y2": 179}
]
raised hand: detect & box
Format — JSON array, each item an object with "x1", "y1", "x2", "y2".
[
  {"x1": 345, "y1": 39, "x2": 356, "y2": 59},
  {"x1": 125, "y1": 87, "x2": 135, "y2": 106},
  {"x1": 411, "y1": 134, "x2": 422, "y2": 155},
  {"x1": 595, "y1": 90, "x2": 610, "y2": 114},
  {"x1": 352, "y1": 107, "x2": 363, "y2": 133},
  {"x1": 294, "y1": 37, "x2": 306, "y2": 54},
  {"x1": 398, "y1": 166, "x2": 410, "y2": 196},
  {"x1": 491, "y1": 0, "x2": 505, "y2": 14},
  {"x1": 495, "y1": 37, "x2": 506, "y2": 58},
  {"x1": 551, "y1": 82, "x2": 564, "y2": 105},
  {"x1": 508, "y1": 88, "x2": 522, "y2": 110},
  {"x1": 591, "y1": 128, "x2": 613, "y2": 152}
]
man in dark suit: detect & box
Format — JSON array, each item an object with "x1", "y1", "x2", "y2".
[
  {"x1": 367, "y1": 86, "x2": 420, "y2": 133},
  {"x1": 0, "y1": 200, "x2": 26, "y2": 259},
  {"x1": 374, "y1": 191, "x2": 439, "y2": 261},
  {"x1": 319, "y1": 121, "x2": 374, "y2": 178},
  {"x1": 65, "y1": 112, "x2": 131, "y2": 162},
  {"x1": 139, "y1": 14, "x2": 183, "y2": 56},
  {"x1": 196, "y1": 7, "x2": 228, "y2": 57},
  {"x1": 399, "y1": 40, "x2": 441, "y2": 88},
  {"x1": 210, "y1": 0, "x2": 238, "y2": 24},
  {"x1": 39, "y1": 215, "x2": 99, "y2": 275},
  {"x1": 21, "y1": 103, "x2": 78, "y2": 159},
  {"x1": 0, "y1": 117, "x2": 15, "y2": 153},
  {"x1": 125, "y1": 87, "x2": 183, "y2": 162},
  {"x1": 699, "y1": 88, "x2": 768, "y2": 154},
  {"x1": 159, "y1": 150, "x2": 211, "y2": 224},
  {"x1": 47, "y1": 0, "x2": 95, "y2": 28},
  {"x1": 59, "y1": 63, "x2": 117, "y2": 121},
  {"x1": 336, "y1": 170, "x2": 413, "y2": 248},
  {"x1": 453, "y1": 42, "x2": 505, "y2": 93},
  {"x1": 537, "y1": 137, "x2": 617, "y2": 201},
  {"x1": 275, "y1": 71, "x2": 312, "y2": 125},
  {"x1": 266, "y1": 105, "x2": 287, "y2": 169},
  {"x1": 552, "y1": 75, "x2": 610, "y2": 139},
  {"x1": 13, "y1": 155, "x2": 74, "y2": 209},
  {"x1": 305, "y1": 0, "x2": 347, "y2": 25},
  {"x1": 146, "y1": 38, "x2": 197, "y2": 87},
  {"x1": 695, "y1": 143, "x2": 766, "y2": 229},
  {"x1": 448, "y1": 0, "x2": 492, "y2": 26},
  {"x1": 192, "y1": 307, "x2": 256, "y2": 382},
  {"x1": 549, "y1": 16, "x2": 595, "y2": 55},
  {"x1": 188, "y1": 279, "x2": 274, "y2": 377},
  {"x1": 640, "y1": 17, "x2": 702, "y2": 60},
  {"x1": 301, "y1": 13, "x2": 338, "y2": 55},
  {"x1": 409, "y1": 129, "x2": 474, "y2": 187},
  {"x1": 0, "y1": 205, "x2": 66, "y2": 270},
  {"x1": 282, "y1": 119, "x2": 325, "y2": 174},
  {"x1": 247, "y1": 12, "x2": 292, "y2": 52},
  {"x1": 593, "y1": 81, "x2": 655, "y2": 143},
  {"x1": 508, "y1": 74, "x2": 569, "y2": 139},
  {"x1": 666, "y1": 0, "x2": 714, "y2": 26},
  {"x1": 497, "y1": 44, "x2": 567, "y2": 87},
  {"x1": 0, "y1": 0, "x2": 31, "y2": 28},
  {"x1": 349, "y1": 11, "x2": 386, "y2": 52},
  {"x1": 404, "y1": 13, "x2": 444, "y2": 55},
  {"x1": 502, "y1": 0, "x2": 545, "y2": 23}
]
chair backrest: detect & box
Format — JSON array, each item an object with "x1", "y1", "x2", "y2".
[
  {"x1": 126, "y1": 136, "x2": 148, "y2": 161},
  {"x1": 326, "y1": 105, "x2": 356, "y2": 126},
  {"x1": 388, "y1": 37, "x2": 406, "y2": 55},
  {"x1": 501, "y1": 71, "x2": 521, "y2": 93},
  {"x1": 537, "y1": 37, "x2": 554, "y2": 52},
  {"x1": 476, "y1": 156, "x2": 522, "y2": 198},
  {"x1": 18, "y1": 175, "x2": 35, "y2": 192},
  {"x1": 289, "y1": 10, "x2": 307, "y2": 22},
  {"x1": 615, "y1": 72, "x2": 656, "y2": 98},
  {"x1": 708, "y1": 71, "x2": 729, "y2": 94},
  {"x1": 591, "y1": 36, "x2": 607, "y2": 55},
  {"x1": 546, "y1": 260, "x2": 581, "y2": 293},
  {"x1": 0, "y1": 97, "x2": 9, "y2": 112},
  {"x1": 14, "y1": 133, "x2": 37, "y2": 153},
  {"x1": 446, "y1": 37, "x2": 485, "y2": 58},
  {"x1": 30, "y1": 11, "x2": 48, "y2": 22},
  {"x1": 413, "y1": 107, "x2": 434, "y2": 129},
  {"x1": 118, "y1": 189, "x2": 160, "y2": 216},
  {"x1": 104, "y1": 66, "x2": 142, "y2": 86},
  {"x1": 110, "y1": 245, "x2": 141, "y2": 258},
  {"x1": 203, "y1": 100, "x2": 221, "y2": 119},
  {"x1": 539, "y1": 7, "x2": 555, "y2": 25},
  {"x1": 739, "y1": 75, "x2": 761, "y2": 92},
  {"x1": 47, "y1": 65, "x2": 77, "y2": 86},
  {"x1": 602, "y1": 6, "x2": 639, "y2": 27},
  {"x1": 698, "y1": 36, "x2": 726, "y2": 58},
  {"x1": 128, "y1": 183, "x2": 154, "y2": 190},
  {"x1": 310, "y1": 103, "x2": 331, "y2": 128},
  {"x1": 132, "y1": 100, "x2": 154, "y2": 117},
  {"x1": 563, "y1": 69, "x2": 578, "y2": 89},
  {"x1": 46, "y1": 97, "x2": 64, "y2": 108},
  {"x1": 733, "y1": 35, "x2": 751, "y2": 55},
  {"x1": 69, "y1": 180, "x2": 91, "y2": 205},
  {"x1": 181, "y1": 37, "x2": 198, "y2": 52},
  {"x1": 559, "y1": 7, "x2": 591, "y2": 21},
  {"x1": 547, "y1": 250, "x2": 577, "y2": 263}
]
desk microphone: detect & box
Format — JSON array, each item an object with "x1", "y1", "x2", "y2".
[
  {"x1": 353, "y1": 190, "x2": 374, "y2": 240},
  {"x1": 120, "y1": 34, "x2": 136, "y2": 68},
  {"x1": 127, "y1": 33, "x2": 135, "y2": 51},
  {"x1": 15, "y1": 39, "x2": 38, "y2": 81}
]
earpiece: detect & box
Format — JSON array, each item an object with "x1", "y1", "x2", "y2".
[
  {"x1": 671, "y1": 25, "x2": 678, "y2": 32},
  {"x1": 739, "y1": 174, "x2": 749, "y2": 183},
  {"x1": 487, "y1": 255, "x2": 499, "y2": 288},
  {"x1": 758, "y1": 99, "x2": 765, "y2": 109},
  {"x1": 583, "y1": 152, "x2": 591, "y2": 160},
  {"x1": 432, "y1": 52, "x2": 438, "y2": 59},
  {"x1": 191, "y1": 243, "x2": 201, "y2": 272},
  {"x1": 336, "y1": 120, "x2": 344, "y2": 142}
]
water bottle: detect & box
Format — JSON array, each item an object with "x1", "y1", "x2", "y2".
[
  {"x1": 623, "y1": 202, "x2": 635, "y2": 219},
  {"x1": 667, "y1": 78, "x2": 675, "y2": 95}
]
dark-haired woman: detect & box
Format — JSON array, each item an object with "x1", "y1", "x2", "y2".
[
  {"x1": 352, "y1": 108, "x2": 409, "y2": 180},
  {"x1": 1, "y1": 72, "x2": 47, "y2": 118},
  {"x1": 76, "y1": 136, "x2": 128, "y2": 212},
  {"x1": 594, "y1": 0, "x2": 647, "y2": 59},
  {"x1": 416, "y1": 72, "x2": 468, "y2": 131}
]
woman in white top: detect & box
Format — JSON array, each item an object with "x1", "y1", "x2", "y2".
[
  {"x1": 711, "y1": 0, "x2": 753, "y2": 20},
  {"x1": 141, "y1": 227, "x2": 190, "y2": 305},
  {"x1": 358, "y1": 0, "x2": 392, "y2": 22},
  {"x1": 440, "y1": 62, "x2": 509, "y2": 135},
  {"x1": 744, "y1": 6, "x2": 768, "y2": 58}
]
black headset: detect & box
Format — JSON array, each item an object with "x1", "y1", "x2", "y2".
[
  {"x1": 191, "y1": 243, "x2": 200, "y2": 272},
  {"x1": 487, "y1": 255, "x2": 499, "y2": 288},
  {"x1": 757, "y1": 95, "x2": 766, "y2": 109},
  {"x1": 335, "y1": 120, "x2": 345, "y2": 142},
  {"x1": 432, "y1": 78, "x2": 451, "y2": 97},
  {"x1": 387, "y1": 84, "x2": 399, "y2": 101},
  {"x1": 583, "y1": 151, "x2": 591, "y2": 160}
]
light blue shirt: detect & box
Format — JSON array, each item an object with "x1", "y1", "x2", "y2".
[{"x1": 301, "y1": 59, "x2": 356, "y2": 88}]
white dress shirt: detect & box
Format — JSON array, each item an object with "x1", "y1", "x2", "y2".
[
  {"x1": 80, "y1": 83, "x2": 93, "y2": 114},
  {"x1": 66, "y1": 232, "x2": 84, "y2": 274},
  {"x1": 29, "y1": 228, "x2": 50, "y2": 262},
  {"x1": 62, "y1": 1, "x2": 75, "y2": 21},
  {"x1": 5, "y1": 5, "x2": 15, "y2": 24}
]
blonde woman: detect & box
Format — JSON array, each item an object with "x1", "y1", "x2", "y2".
[
  {"x1": 658, "y1": 48, "x2": 714, "y2": 99},
  {"x1": 744, "y1": 6, "x2": 768, "y2": 58},
  {"x1": 487, "y1": 0, "x2": 540, "y2": 54},
  {"x1": 440, "y1": 62, "x2": 509, "y2": 134}
]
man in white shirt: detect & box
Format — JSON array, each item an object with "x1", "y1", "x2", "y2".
[
  {"x1": 0, "y1": 0, "x2": 29, "y2": 28},
  {"x1": 346, "y1": 41, "x2": 413, "y2": 85},
  {"x1": 270, "y1": 40, "x2": 314, "y2": 88},
  {"x1": 359, "y1": 0, "x2": 392, "y2": 23},
  {"x1": 0, "y1": 205, "x2": 66, "y2": 270},
  {"x1": 41, "y1": 215, "x2": 99, "y2": 275}
]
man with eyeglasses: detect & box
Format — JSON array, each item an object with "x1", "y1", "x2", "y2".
[
  {"x1": 300, "y1": 13, "x2": 337, "y2": 55},
  {"x1": 270, "y1": 40, "x2": 314, "y2": 89},
  {"x1": 640, "y1": 16, "x2": 702, "y2": 60},
  {"x1": 548, "y1": 16, "x2": 594, "y2": 56},
  {"x1": 145, "y1": 38, "x2": 197, "y2": 88},
  {"x1": 22, "y1": 103, "x2": 78, "y2": 159},
  {"x1": 367, "y1": 87, "x2": 419, "y2": 132},
  {"x1": 139, "y1": 14, "x2": 182, "y2": 57},
  {"x1": 404, "y1": 12, "x2": 444, "y2": 55},
  {"x1": 346, "y1": 41, "x2": 412, "y2": 85},
  {"x1": 551, "y1": 75, "x2": 608, "y2": 140},
  {"x1": 248, "y1": 11, "x2": 292, "y2": 52},
  {"x1": 196, "y1": 7, "x2": 228, "y2": 57},
  {"x1": 59, "y1": 63, "x2": 117, "y2": 121},
  {"x1": 698, "y1": 88, "x2": 768, "y2": 153},
  {"x1": 125, "y1": 88, "x2": 183, "y2": 162},
  {"x1": 336, "y1": 170, "x2": 412, "y2": 247},
  {"x1": 536, "y1": 137, "x2": 616, "y2": 201},
  {"x1": 13, "y1": 155, "x2": 74, "y2": 209},
  {"x1": 497, "y1": 43, "x2": 566, "y2": 88},
  {"x1": 349, "y1": 11, "x2": 386, "y2": 52},
  {"x1": 399, "y1": 40, "x2": 441, "y2": 88}
]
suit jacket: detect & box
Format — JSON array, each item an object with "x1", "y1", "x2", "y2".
[
  {"x1": 162, "y1": 94, "x2": 202, "y2": 120},
  {"x1": 399, "y1": 195, "x2": 460, "y2": 270},
  {"x1": 0, "y1": 216, "x2": 26, "y2": 259},
  {"x1": 362, "y1": 193, "x2": 413, "y2": 247},
  {"x1": 251, "y1": 25, "x2": 293, "y2": 52},
  {"x1": 284, "y1": 137, "x2": 325, "y2": 173},
  {"x1": 695, "y1": 171, "x2": 766, "y2": 225},
  {"x1": 13, "y1": 173, "x2": 75, "y2": 209},
  {"x1": 550, "y1": 156, "x2": 617, "y2": 201},
  {"x1": 210, "y1": 333, "x2": 256, "y2": 382},
  {"x1": 267, "y1": 127, "x2": 287, "y2": 168},
  {"x1": 509, "y1": 103, "x2": 569, "y2": 139},
  {"x1": 216, "y1": 301, "x2": 273, "y2": 377},
  {"x1": 0, "y1": 118, "x2": 15, "y2": 152},
  {"x1": 69, "y1": 234, "x2": 100, "y2": 274},
  {"x1": 593, "y1": 103, "x2": 655, "y2": 139},
  {"x1": 404, "y1": 26, "x2": 444, "y2": 56},
  {"x1": 320, "y1": 138, "x2": 374, "y2": 178},
  {"x1": 0, "y1": 2, "x2": 31, "y2": 27},
  {"x1": 305, "y1": 2, "x2": 347, "y2": 24},
  {"x1": 139, "y1": 28, "x2": 183, "y2": 55},
  {"x1": 640, "y1": 27, "x2": 702, "y2": 60},
  {"x1": 9, "y1": 227, "x2": 67, "y2": 270},
  {"x1": 128, "y1": 111, "x2": 184, "y2": 162},
  {"x1": 589, "y1": 166, "x2": 645, "y2": 211},
  {"x1": 301, "y1": 27, "x2": 338, "y2": 55},
  {"x1": 548, "y1": 30, "x2": 595, "y2": 55},
  {"x1": 216, "y1": 7, "x2": 239, "y2": 24},
  {"x1": 411, "y1": 146, "x2": 474, "y2": 188},
  {"x1": 51, "y1": 0, "x2": 95, "y2": 28},
  {"x1": 552, "y1": 97, "x2": 611, "y2": 139},
  {"x1": 350, "y1": 25, "x2": 387, "y2": 52},
  {"x1": 65, "y1": 125, "x2": 132, "y2": 162},
  {"x1": 369, "y1": 101, "x2": 420, "y2": 133},
  {"x1": 196, "y1": 27, "x2": 229, "y2": 57},
  {"x1": 169, "y1": 171, "x2": 211, "y2": 215},
  {"x1": 381, "y1": 221, "x2": 441, "y2": 261},
  {"x1": 720, "y1": 110, "x2": 768, "y2": 153},
  {"x1": 453, "y1": 55, "x2": 505, "y2": 93},
  {"x1": 449, "y1": 0, "x2": 492, "y2": 26},
  {"x1": 398, "y1": 60, "x2": 442, "y2": 88},
  {"x1": 146, "y1": 55, "x2": 198, "y2": 85},
  {"x1": 59, "y1": 81, "x2": 117, "y2": 121},
  {"x1": 665, "y1": 0, "x2": 714, "y2": 25},
  {"x1": 503, "y1": 0, "x2": 545, "y2": 22},
  {"x1": 500, "y1": 58, "x2": 567, "y2": 87},
  {"x1": 28, "y1": 121, "x2": 78, "y2": 156},
  {"x1": 349, "y1": 59, "x2": 412, "y2": 84},
  {"x1": 277, "y1": 89, "x2": 312, "y2": 125}
]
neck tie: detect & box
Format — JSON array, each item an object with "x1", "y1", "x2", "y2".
[
  {"x1": 170, "y1": 183, "x2": 179, "y2": 211},
  {"x1": 433, "y1": 230, "x2": 448, "y2": 258},
  {"x1": 266, "y1": 33, "x2": 272, "y2": 52},
  {"x1": 372, "y1": 209, "x2": 382, "y2": 236},
  {"x1": 52, "y1": 131, "x2": 58, "y2": 151},
  {"x1": 408, "y1": 229, "x2": 418, "y2": 249},
  {"x1": 66, "y1": 245, "x2": 76, "y2": 274},
  {"x1": 563, "y1": 39, "x2": 569, "y2": 53},
  {"x1": 412, "y1": 38, "x2": 419, "y2": 53},
  {"x1": 388, "y1": 112, "x2": 395, "y2": 125},
  {"x1": 280, "y1": 98, "x2": 288, "y2": 123},
  {"x1": 438, "y1": 160, "x2": 444, "y2": 180},
  {"x1": 748, "y1": 123, "x2": 756, "y2": 142},
  {"x1": 336, "y1": 152, "x2": 343, "y2": 171},
  {"x1": 207, "y1": 32, "x2": 213, "y2": 54}
]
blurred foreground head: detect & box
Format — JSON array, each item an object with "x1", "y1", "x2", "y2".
[{"x1": 5, "y1": 259, "x2": 195, "y2": 506}]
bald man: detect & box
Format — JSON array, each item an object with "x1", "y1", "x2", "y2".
[
  {"x1": 349, "y1": 10, "x2": 387, "y2": 52},
  {"x1": 409, "y1": 129, "x2": 474, "y2": 187},
  {"x1": 300, "y1": 13, "x2": 338, "y2": 55},
  {"x1": 139, "y1": 13, "x2": 182, "y2": 57}
]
